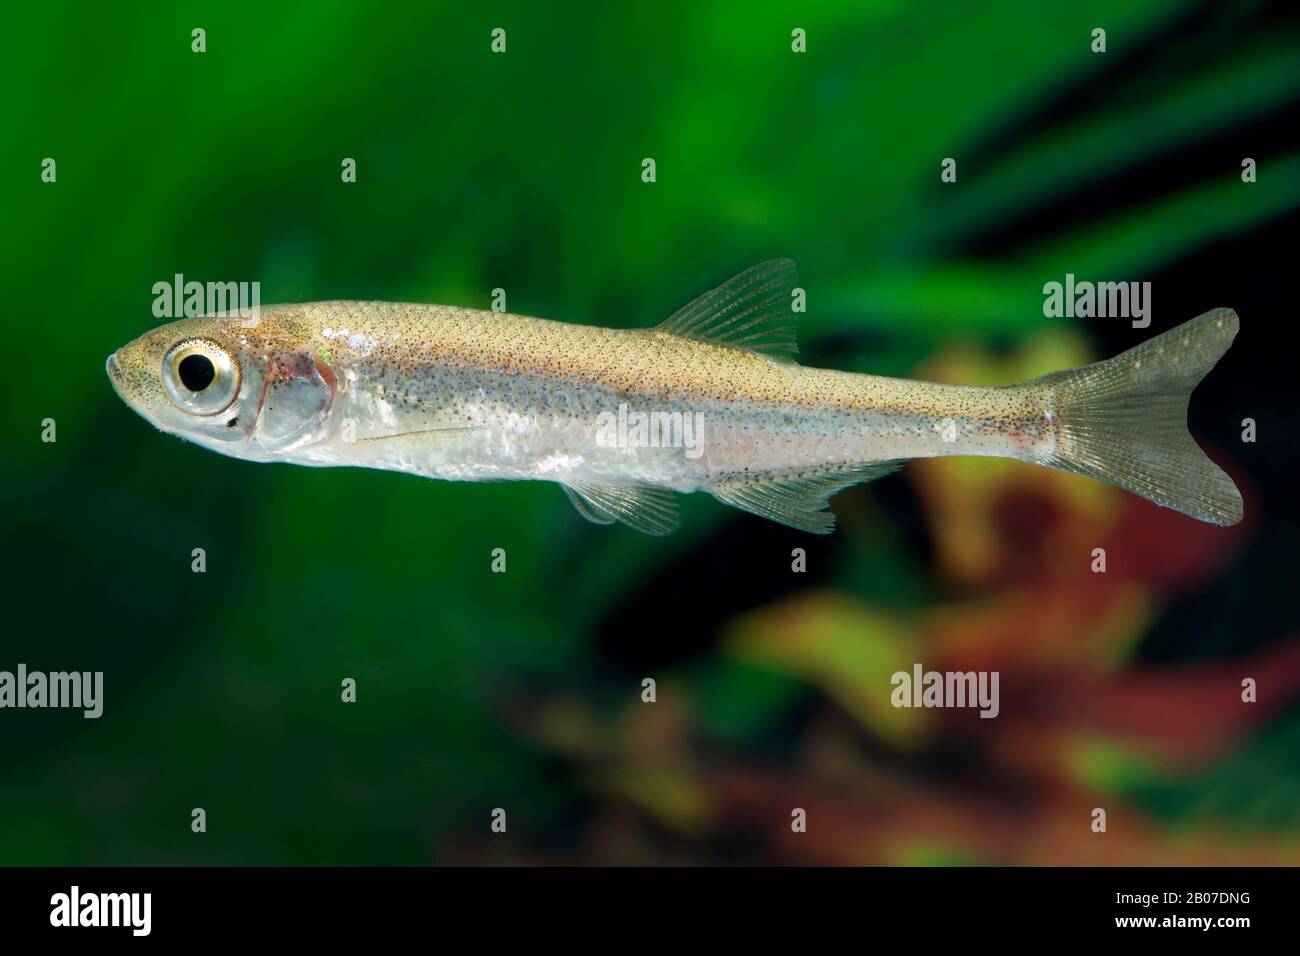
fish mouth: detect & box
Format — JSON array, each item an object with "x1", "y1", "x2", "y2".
[
  {"x1": 107, "y1": 349, "x2": 170, "y2": 432},
  {"x1": 106, "y1": 351, "x2": 125, "y2": 394}
]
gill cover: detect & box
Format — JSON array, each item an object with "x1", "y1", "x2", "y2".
[{"x1": 253, "y1": 351, "x2": 336, "y2": 451}]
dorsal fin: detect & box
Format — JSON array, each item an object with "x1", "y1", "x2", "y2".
[
  {"x1": 654, "y1": 259, "x2": 801, "y2": 359},
  {"x1": 711, "y1": 461, "x2": 903, "y2": 534}
]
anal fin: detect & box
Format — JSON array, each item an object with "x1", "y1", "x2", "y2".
[
  {"x1": 562, "y1": 481, "x2": 680, "y2": 536},
  {"x1": 711, "y1": 461, "x2": 903, "y2": 534}
]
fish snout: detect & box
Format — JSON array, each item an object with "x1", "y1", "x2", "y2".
[{"x1": 106, "y1": 350, "x2": 125, "y2": 391}]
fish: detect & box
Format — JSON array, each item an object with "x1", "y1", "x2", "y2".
[{"x1": 106, "y1": 259, "x2": 1243, "y2": 534}]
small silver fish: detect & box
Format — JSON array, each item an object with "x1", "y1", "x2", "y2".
[{"x1": 106, "y1": 260, "x2": 1242, "y2": 533}]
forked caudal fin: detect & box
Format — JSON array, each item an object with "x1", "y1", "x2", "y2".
[{"x1": 1026, "y1": 307, "x2": 1243, "y2": 525}]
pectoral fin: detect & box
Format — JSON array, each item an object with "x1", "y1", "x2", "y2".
[
  {"x1": 353, "y1": 424, "x2": 490, "y2": 444},
  {"x1": 712, "y1": 461, "x2": 903, "y2": 534},
  {"x1": 562, "y1": 481, "x2": 679, "y2": 535}
]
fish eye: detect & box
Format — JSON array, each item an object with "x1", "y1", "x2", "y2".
[
  {"x1": 162, "y1": 339, "x2": 240, "y2": 415},
  {"x1": 178, "y1": 353, "x2": 215, "y2": 391}
]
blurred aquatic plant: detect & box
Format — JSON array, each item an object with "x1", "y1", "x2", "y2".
[{"x1": 495, "y1": 334, "x2": 1298, "y2": 866}]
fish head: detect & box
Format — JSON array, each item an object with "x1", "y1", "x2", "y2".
[{"x1": 107, "y1": 309, "x2": 337, "y2": 461}]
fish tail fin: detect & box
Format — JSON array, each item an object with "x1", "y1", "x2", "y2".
[{"x1": 1027, "y1": 308, "x2": 1242, "y2": 525}]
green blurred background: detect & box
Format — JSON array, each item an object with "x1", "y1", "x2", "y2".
[{"x1": 3, "y1": 0, "x2": 1299, "y2": 864}]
